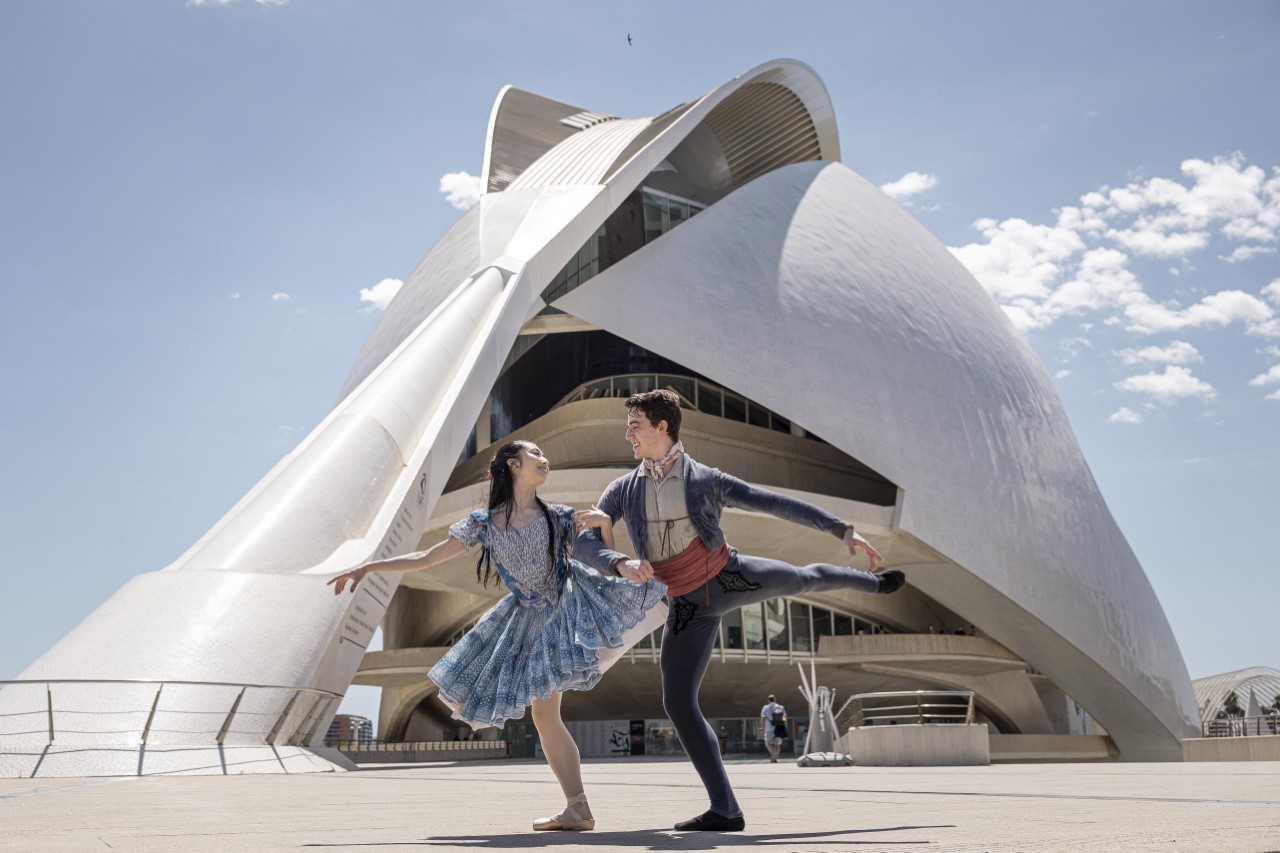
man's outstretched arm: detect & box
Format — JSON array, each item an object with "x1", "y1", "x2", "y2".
[{"x1": 717, "y1": 470, "x2": 883, "y2": 570}]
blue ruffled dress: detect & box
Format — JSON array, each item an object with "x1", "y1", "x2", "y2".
[{"x1": 427, "y1": 504, "x2": 665, "y2": 730}]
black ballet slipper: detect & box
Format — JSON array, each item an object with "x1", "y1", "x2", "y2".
[
  {"x1": 876, "y1": 569, "x2": 906, "y2": 594},
  {"x1": 673, "y1": 810, "x2": 746, "y2": 832}
]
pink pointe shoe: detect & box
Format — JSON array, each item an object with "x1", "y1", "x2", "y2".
[{"x1": 533, "y1": 793, "x2": 595, "y2": 831}]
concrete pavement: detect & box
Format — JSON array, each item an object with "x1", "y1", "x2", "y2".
[{"x1": 2, "y1": 757, "x2": 1278, "y2": 852}]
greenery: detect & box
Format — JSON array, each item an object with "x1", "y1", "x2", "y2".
[{"x1": 1217, "y1": 692, "x2": 1245, "y2": 719}]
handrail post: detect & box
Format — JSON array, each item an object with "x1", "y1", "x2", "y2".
[
  {"x1": 141, "y1": 684, "x2": 164, "y2": 744},
  {"x1": 299, "y1": 696, "x2": 337, "y2": 747},
  {"x1": 46, "y1": 684, "x2": 55, "y2": 743},
  {"x1": 266, "y1": 690, "x2": 302, "y2": 746},
  {"x1": 217, "y1": 687, "x2": 247, "y2": 745},
  {"x1": 916, "y1": 692, "x2": 922, "y2": 724}
]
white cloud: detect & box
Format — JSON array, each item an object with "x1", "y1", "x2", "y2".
[
  {"x1": 1122, "y1": 289, "x2": 1276, "y2": 336},
  {"x1": 1108, "y1": 407, "x2": 1143, "y2": 424},
  {"x1": 228, "y1": 292, "x2": 240, "y2": 300},
  {"x1": 1116, "y1": 340, "x2": 1202, "y2": 365},
  {"x1": 439, "y1": 171, "x2": 481, "y2": 210},
  {"x1": 949, "y1": 218, "x2": 1086, "y2": 311},
  {"x1": 950, "y1": 154, "x2": 1280, "y2": 339},
  {"x1": 1105, "y1": 226, "x2": 1209, "y2": 258},
  {"x1": 1220, "y1": 245, "x2": 1276, "y2": 263},
  {"x1": 1267, "y1": 389, "x2": 1280, "y2": 401},
  {"x1": 1248, "y1": 364, "x2": 1280, "y2": 387},
  {"x1": 880, "y1": 171, "x2": 939, "y2": 204},
  {"x1": 270, "y1": 292, "x2": 291, "y2": 302},
  {"x1": 1054, "y1": 369, "x2": 1072, "y2": 379},
  {"x1": 1115, "y1": 365, "x2": 1217, "y2": 403},
  {"x1": 1263, "y1": 279, "x2": 1280, "y2": 307},
  {"x1": 359, "y1": 278, "x2": 404, "y2": 312}
]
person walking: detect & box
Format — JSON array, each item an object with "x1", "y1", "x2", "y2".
[{"x1": 760, "y1": 695, "x2": 788, "y2": 763}]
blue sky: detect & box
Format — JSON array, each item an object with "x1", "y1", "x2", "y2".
[{"x1": 2, "y1": 1, "x2": 1277, "y2": 728}]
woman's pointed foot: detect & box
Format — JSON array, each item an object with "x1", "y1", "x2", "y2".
[{"x1": 533, "y1": 793, "x2": 595, "y2": 831}]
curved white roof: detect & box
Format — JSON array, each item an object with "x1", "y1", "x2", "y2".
[{"x1": 1192, "y1": 666, "x2": 1280, "y2": 722}]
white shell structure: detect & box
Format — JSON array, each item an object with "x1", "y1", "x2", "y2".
[
  {"x1": 0, "y1": 59, "x2": 1198, "y2": 777},
  {"x1": 1192, "y1": 667, "x2": 1280, "y2": 724}
]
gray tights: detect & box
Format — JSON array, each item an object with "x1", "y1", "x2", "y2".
[{"x1": 659, "y1": 550, "x2": 880, "y2": 818}]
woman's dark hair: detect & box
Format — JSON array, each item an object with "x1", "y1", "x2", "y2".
[
  {"x1": 476, "y1": 440, "x2": 555, "y2": 587},
  {"x1": 625, "y1": 389, "x2": 682, "y2": 441}
]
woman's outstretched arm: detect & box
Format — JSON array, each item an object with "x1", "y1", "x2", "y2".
[{"x1": 327, "y1": 537, "x2": 467, "y2": 594}]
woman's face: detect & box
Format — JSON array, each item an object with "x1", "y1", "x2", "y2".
[{"x1": 509, "y1": 443, "x2": 550, "y2": 486}]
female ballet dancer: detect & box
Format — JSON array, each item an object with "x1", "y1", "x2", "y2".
[{"x1": 329, "y1": 439, "x2": 666, "y2": 831}]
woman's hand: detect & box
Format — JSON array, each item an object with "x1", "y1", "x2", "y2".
[
  {"x1": 327, "y1": 566, "x2": 369, "y2": 595},
  {"x1": 573, "y1": 506, "x2": 611, "y2": 533}
]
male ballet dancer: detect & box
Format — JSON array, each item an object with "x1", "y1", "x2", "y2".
[{"x1": 575, "y1": 389, "x2": 904, "y2": 831}]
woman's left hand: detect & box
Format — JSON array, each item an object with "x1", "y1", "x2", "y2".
[{"x1": 573, "y1": 505, "x2": 611, "y2": 532}]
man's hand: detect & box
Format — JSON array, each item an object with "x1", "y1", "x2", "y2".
[
  {"x1": 617, "y1": 559, "x2": 654, "y2": 583},
  {"x1": 327, "y1": 566, "x2": 368, "y2": 595},
  {"x1": 844, "y1": 530, "x2": 884, "y2": 573}
]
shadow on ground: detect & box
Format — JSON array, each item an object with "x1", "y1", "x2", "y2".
[{"x1": 301, "y1": 825, "x2": 954, "y2": 849}]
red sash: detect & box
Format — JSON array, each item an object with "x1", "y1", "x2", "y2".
[{"x1": 651, "y1": 539, "x2": 731, "y2": 598}]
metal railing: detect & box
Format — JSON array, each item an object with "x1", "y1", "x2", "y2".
[
  {"x1": 326, "y1": 739, "x2": 507, "y2": 753},
  {"x1": 840, "y1": 690, "x2": 976, "y2": 728},
  {"x1": 1201, "y1": 715, "x2": 1280, "y2": 738},
  {"x1": 0, "y1": 679, "x2": 343, "y2": 747}
]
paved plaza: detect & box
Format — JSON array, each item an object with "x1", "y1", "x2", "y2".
[{"x1": 2, "y1": 758, "x2": 1278, "y2": 852}]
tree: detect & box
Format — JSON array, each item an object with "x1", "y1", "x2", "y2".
[{"x1": 1217, "y1": 692, "x2": 1245, "y2": 719}]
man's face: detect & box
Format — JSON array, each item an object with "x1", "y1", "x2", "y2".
[{"x1": 625, "y1": 408, "x2": 669, "y2": 460}]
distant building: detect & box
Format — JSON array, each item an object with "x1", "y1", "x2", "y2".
[
  {"x1": 1192, "y1": 667, "x2": 1280, "y2": 724},
  {"x1": 327, "y1": 714, "x2": 373, "y2": 744}
]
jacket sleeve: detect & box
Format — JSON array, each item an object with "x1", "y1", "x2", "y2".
[
  {"x1": 715, "y1": 469, "x2": 852, "y2": 539},
  {"x1": 573, "y1": 480, "x2": 631, "y2": 575}
]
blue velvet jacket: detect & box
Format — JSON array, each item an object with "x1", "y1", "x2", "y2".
[{"x1": 574, "y1": 453, "x2": 852, "y2": 574}]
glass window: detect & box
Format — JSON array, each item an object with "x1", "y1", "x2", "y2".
[
  {"x1": 812, "y1": 608, "x2": 832, "y2": 639},
  {"x1": 697, "y1": 383, "x2": 722, "y2": 416},
  {"x1": 771, "y1": 413, "x2": 791, "y2": 433},
  {"x1": 744, "y1": 604, "x2": 766, "y2": 650},
  {"x1": 618, "y1": 375, "x2": 655, "y2": 397},
  {"x1": 748, "y1": 402, "x2": 770, "y2": 429},
  {"x1": 765, "y1": 598, "x2": 788, "y2": 651},
  {"x1": 723, "y1": 607, "x2": 743, "y2": 650},
  {"x1": 643, "y1": 196, "x2": 665, "y2": 242},
  {"x1": 645, "y1": 720, "x2": 682, "y2": 756},
  {"x1": 724, "y1": 393, "x2": 746, "y2": 422},
  {"x1": 660, "y1": 375, "x2": 696, "y2": 406},
  {"x1": 790, "y1": 602, "x2": 812, "y2": 652},
  {"x1": 668, "y1": 201, "x2": 687, "y2": 227},
  {"x1": 834, "y1": 613, "x2": 853, "y2": 635}
]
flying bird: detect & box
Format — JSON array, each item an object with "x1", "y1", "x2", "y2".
[{"x1": 627, "y1": 33, "x2": 633, "y2": 46}]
